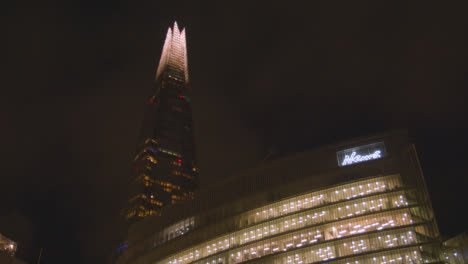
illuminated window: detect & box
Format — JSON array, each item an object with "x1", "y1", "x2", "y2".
[
  {"x1": 143, "y1": 155, "x2": 158, "y2": 164},
  {"x1": 158, "y1": 147, "x2": 182, "y2": 157},
  {"x1": 144, "y1": 138, "x2": 158, "y2": 145},
  {"x1": 181, "y1": 172, "x2": 194, "y2": 180},
  {"x1": 171, "y1": 161, "x2": 182, "y2": 167}
]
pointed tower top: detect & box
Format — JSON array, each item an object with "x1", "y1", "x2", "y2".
[
  {"x1": 173, "y1": 21, "x2": 181, "y2": 32},
  {"x1": 156, "y1": 22, "x2": 189, "y2": 84}
]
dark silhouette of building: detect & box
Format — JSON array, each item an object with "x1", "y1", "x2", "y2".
[{"x1": 123, "y1": 22, "x2": 198, "y2": 222}]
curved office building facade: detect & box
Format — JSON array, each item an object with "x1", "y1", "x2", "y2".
[{"x1": 117, "y1": 131, "x2": 442, "y2": 264}]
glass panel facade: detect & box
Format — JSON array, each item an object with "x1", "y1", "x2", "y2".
[
  {"x1": 238, "y1": 175, "x2": 402, "y2": 228},
  {"x1": 147, "y1": 174, "x2": 440, "y2": 264},
  {"x1": 152, "y1": 217, "x2": 195, "y2": 247}
]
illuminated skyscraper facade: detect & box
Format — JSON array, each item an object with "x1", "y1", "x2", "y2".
[
  {"x1": 124, "y1": 22, "x2": 198, "y2": 222},
  {"x1": 117, "y1": 131, "x2": 447, "y2": 264}
]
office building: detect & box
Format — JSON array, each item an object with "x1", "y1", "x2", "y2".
[
  {"x1": 117, "y1": 130, "x2": 445, "y2": 264},
  {"x1": 443, "y1": 232, "x2": 468, "y2": 264},
  {"x1": 123, "y1": 21, "x2": 198, "y2": 222}
]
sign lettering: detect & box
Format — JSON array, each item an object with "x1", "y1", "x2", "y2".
[{"x1": 337, "y1": 142, "x2": 386, "y2": 167}]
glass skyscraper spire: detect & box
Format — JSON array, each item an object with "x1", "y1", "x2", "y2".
[{"x1": 123, "y1": 22, "x2": 198, "y2": 222}]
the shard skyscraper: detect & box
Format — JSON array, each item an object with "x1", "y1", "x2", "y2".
[{"x1": 123, "y1": 22, "x2": 198, "y2": 223}]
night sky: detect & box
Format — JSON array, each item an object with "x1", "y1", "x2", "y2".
[{"x1": 2, "y1": 1, "x2": 468, "y2": 263}]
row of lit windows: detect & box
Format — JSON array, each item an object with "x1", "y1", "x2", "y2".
[
  {"x1": 158, "y1": 147, "x2": 182, "y2": 158},
  {"x1": 167, "y1": 74, "x2": 185, "y2": 83},
  {"x1": 128, "y1": 192, "x2": 163, "y2": 206},
  {"x1": 128, "y1": 208, "x2": 160, "y2": 218},
  {"x1": 144, "y1": 155, "x2": 158, "y2": 164},
  {"x1": 172, "y1": 193, "x2": 191, "y2": 202},
  {"x1": 234, "y1": 192, "x2": 413, "y2": 245},
  {"x1": 150, "y1": 200, "x2": 163, "y2": 206},
  {"x1": 194, "y1": 245, "x2": 437, "y2": 264},
  {"x1": 172, "y1": 161, "x2": 182, "y2": 167},
  {"x1": 151, "y1": 217, "x2": 196, "y2": 248},
  {"x1": 126, "y1": 206, "x2": 161, "y2": 219},
  {"x1": 239, "y1": 175, "x2": 402, "y2": 228},
  {"x1": 128, "y1": 194, "x2": 148, "y2": 203},
  {"x1": 134, "y1": 146, "x2": 183, "y2": 163},
  {"x1": 182, "y1": 172, "x2": 194, "y2": 180},
  {"x1": 156, "y1": 179, "x2": 182, "y2": 191},
  {"x1": 126, "y1": 210, "x2": 136, "y2": 219},
  {"x1": 172, "y1": 170, "x2": 194, "y2": 180},
  {"x1": 145, "y1": 138, "x2": 159, "y2": 145},
  {"x1": 189, "y1": 227, "x2": 426, "y2": 264},
  {"x1": 144, "y1": 175, "x2": 403, "y2": 258},
  {"x1": 138, "y1": 210, "x2": 159, "y2": 217},
  {"x1": 138, "y1": 174, "x2": 183, "y2": 192},
  {"x1": 157, "y1": 206, "x2": 427, "y2": 264}
]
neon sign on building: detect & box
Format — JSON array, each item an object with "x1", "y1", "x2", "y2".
[{"x1": 336, "y1": 142, "x2": 386, "y2": 167}]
